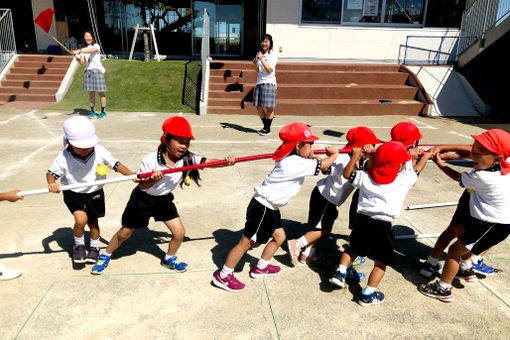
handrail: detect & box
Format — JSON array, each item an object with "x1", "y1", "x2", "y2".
[
  {"x1": 0, "y1": 9, "x2": 16, "y2": 74},
  {"x1": 199, "y1": 9, "x2": 210, "y2": 115}
]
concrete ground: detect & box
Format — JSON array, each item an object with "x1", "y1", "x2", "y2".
[{"x1": 0, "y1": 109, "x2": 509, "y2": 340}]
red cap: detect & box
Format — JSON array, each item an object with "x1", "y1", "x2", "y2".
[
  {"x1": 161, "y1": 116, "x2": 194, "y2": 141},
  {"x1": 344, "y1": 126, "x2": 381, "y2": 149},
  {"x1": 390, "y1": 122, "x2": 423, "y2": 147},
  {"x1": 368, "y1": 141, "x2": 411, "y2": 184},
  {"x1": 472, "y1": 129, "x2": 510, "y2": 175},
  {"x1": 273, "y1": 122, "x2": 319, "y2": 160}
]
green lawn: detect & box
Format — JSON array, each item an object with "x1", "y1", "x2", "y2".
[{"x1": 50, "y1": 60, "x2": 194, "y2": 113}]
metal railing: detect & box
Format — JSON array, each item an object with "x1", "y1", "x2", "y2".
[
  {"x1": 458, "y1": 0, "x2": 510, "y2": 55},
  {"x1": 401, "y1": 35, "x2": 459, "y2": 65},
  {"x1": 0, "y1": 9, "x2": 16, "y2": 74},
  {"x1": 199, "y1": 8, "x2": 210, "y2": 115}
]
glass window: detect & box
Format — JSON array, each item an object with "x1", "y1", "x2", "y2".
[
  {"x1": 385, "y1": 0, "x2": 425, "y2": 24},
  {"x1": 425, "y1": 0, "x2": 467, "y2": 27},
  {"x1": 343, "y1": 0, "x2": 383, "y2": 24},
  {"x1": 301, "y1": 0, "x2": 342, "y2": 24}
]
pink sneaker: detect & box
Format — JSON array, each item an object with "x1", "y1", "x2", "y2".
[
  {"x1": 250, "y1": 264, "x2": 281, "y2": 278},
  {"x1": 212, "y1": 272, "x2": 245, "y2": 292},
  {"x1": 286, "y1": 239, "x2": 301, "y2": 266},
  {"x1": 299, "y1": 251, "x2": 325, "y2": 264}
]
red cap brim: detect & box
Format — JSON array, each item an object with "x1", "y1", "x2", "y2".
[{"x1": 273, "y1": 141, "x2": 298, "y2": 160}]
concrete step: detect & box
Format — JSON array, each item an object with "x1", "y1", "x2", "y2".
[
  {"x1": 208, "y1": 99, "x2": 425, "y2": 115},
  {"x1": 10, "y1": 67, "x2": 67, "y2": 75},
  {"x1": 0, "y1": 87, "x2": 57, "y2": 95},
  {"x1": 0, "y1": 93, "x2": 55, "y2": 102},
  {"x1": 211, "y1": 61, "x2": 401, "y2": 72},
  {"x1": 5, "y1": 73, "x2": 65, "y2": 81},
  {"x1": 13, "y1": 61, "x2": 71, "y2": 69},
  {"x1": 17, "y1": 55, "x2": 73, "y2": 63},
  {"x1": 1, "y1": 79, "x2": 61, "y2": 88},
  {"x1": 208, "y1": 84, "x2": 418, "y2": 100}
]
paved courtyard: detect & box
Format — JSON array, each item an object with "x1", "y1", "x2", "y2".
[{"x1": 1, "y1": 109, "x2": 509, "y2": 339}]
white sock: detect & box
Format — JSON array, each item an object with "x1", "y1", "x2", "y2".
[
  {"x1": 471, "y1": 255, "x2": 481, "y2": 264},
  {"x1": 362, "y1": 285, "x2": 376, "y2": 295},
  {"x1": 103, "y1": 252, "x2": 112, "y2": 257},
  {"x1": 303, "y1": 246, "x2": 315, "y2": 257},
  {"x1": 438, "y1": 280, "x2": 451, "y2": 289},
  {"x1": 90, "y1": 238, "x2": 100, "y2": 249},
  {"x1": 427, "y1": 256, "x2": 439, "y2": 266},
  {"x1": 220, "y1": 265, "x2": 234, "y2": 279},
  {"x1": 165, "y1": 254, "x2": 176, "y2": 261},
  {"x1": 337, "y1": 264, "x2": 348, "y2": 274},
  {"x1": 460, "y1": 259, "x2": 472, "y2": 271},
  {"x1": 257, "y1": 258, "x2": 269, "y2": 270},
  {"x1": 296, "y1": 236, "x2": 309, "y2": 249},
  {"x1": 74, "y1": 235, "x2": 85, "y2": 246}
]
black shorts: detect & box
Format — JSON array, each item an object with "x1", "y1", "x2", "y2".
[
  {"x1": 307, "y1": 186, "x2": 338, "y2": 231},
  {"x1": 63, "y1": 189, "x2": 105, "y2": 219},
  {"x1": 348, "y1": 189, "x2": 361, "y2": 230},
  {"x1": 449, "y1": 189, "x2": 470, "y2": 226},
  {"x1": 243, "y1": 198, "x2": 282, "y2": 244},
  {"x1": 121, "y1": 186, "x2": 179, "y2": 229},
  {"x1": 347, "y1": 214, "x2": 394, "y2": 266},
  {"x1": 459, "y1": 217, "x2": 510, "y2": 255}
]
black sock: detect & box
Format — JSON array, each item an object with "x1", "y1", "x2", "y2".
[
  {"x1": 261, "y1": 118, "x2": 267, "y2": 130},
  {"x1": 101, "y1": 107, "x2": 106, "y2": 113},
  {"x1": 264, "y1": 118, "x2": 273, "y2": 132},
  {"x1": 90, "y1": 106, "x2": 95, "y2": 112}
]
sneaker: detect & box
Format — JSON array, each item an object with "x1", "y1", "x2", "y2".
[
  {"x1": 85, "y1": 247, "x2": 100, "y2": 264},
  {"x1": 329, "y1": 270, "x2": 347, "y2": 288},
  {"x1": 472, "y1": 259, "x2": 495, "y2": 275},
  {"x1": 330, "y1": 268, "x2": 366, "y2": 288},
  {"x1": 212, "y1": 272, "x2": 245, "y2": 292},
  {"x1": 418, "y1": 280, "x2": 453, "y2": 302},
  {"x1": 287, "y1": 239, "x2": 302, "y2": 266},
  {"x1": 347, "y1": 266, "x2": 366, "y2": 282},
  {"x1": 73, "y1": 245, "x2": 87, "y2": 263},
  {"x1": 299, "y1": 251, "x2": 325, "y2": 264},
  {"x1": 161, "y1": 256, "x2": 188, "y2": 272},
  {"x1": 420, "y1": 261, "x2": 442, "y2": 278},
  {"x1": 90, "y1": 254, "x2": 111, "y2": 275},
  {"x1": 0, "y1": 264, "x2": 21, "y2": 281},
  {"x1": 97, "y1": 112, "x2": 107, "y2": 119},
  {"x1": 352, "y1": 256, "x2": 366, "y2": 267},
  {"x1": 359, "y1": 291, "x2": 385, "y2": 306},
  {"x1": 456, "y1": 268, "x2": 478, "y2": 282},
  {"x1": 257, "y1": 129, "x2": 270, "y2": 136},
  {"x1": 88, "y1": 111, "x2": 96, "y2": 118},
  {"x1": 250, "y1": 264, "x2": 281, "y2": 278}
]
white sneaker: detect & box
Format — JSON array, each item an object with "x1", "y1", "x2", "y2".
[{"x1": 0, "y1": 264, "x2": 21, "y2": 281}]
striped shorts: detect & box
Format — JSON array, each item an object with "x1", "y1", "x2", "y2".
[
  {"x1": 83, "y1": 69, "x2": 107, "y2": 92},
  {"x1": 253, "y1": 83, "x2": 276, "y2": 108}
]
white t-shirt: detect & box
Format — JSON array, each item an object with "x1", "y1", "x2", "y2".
[
  {"x1": 256, "y1": 51, "x2": 277, "y2": 86},
  {"x1": 351, "y1": 167, "x2": 418, "y2": 221},
  {"x1": 83, "y1": 43, "x2": 105, "y2": 73},
  {"x1": 48, "y1": 145, "x2": 119, "y2": 193},
  {"x1": 254, "y1": 155, "x2": 320, "y2": 210},
  {"x1": 317, "y1": 153, "x2": 355, "y2": 206},
  {"x1": 460, "y1": 169, "x2": 510, "y2": 223},
  {"x1": 140, "y1": 150, "x2": 204, "y2": 196}
]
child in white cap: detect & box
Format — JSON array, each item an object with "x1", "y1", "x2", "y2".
[{"x1": 47, "y1": 116, "x2": 135, "y2": 264}]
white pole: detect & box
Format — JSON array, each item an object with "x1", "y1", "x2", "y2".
[
  {"x1": 17, "y1": 175, "x2": 138, "y2": 197},
  {"x1": 406, "y1": 201, "x2": 458, "y2": 210},
  {"x1": 395, "y1": 233, "x2": 441, "y2": 240}
]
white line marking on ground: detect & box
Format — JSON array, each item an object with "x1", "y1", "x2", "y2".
[
  {"x1": 449, "y1": 131, "x2": 472, "y2": 139},
  {"x1": 408, "y1": 117, "x2": 438, "y2": 130},
  {"x1": 0, "y1": 110, "x2": 38, "y2": 125}
]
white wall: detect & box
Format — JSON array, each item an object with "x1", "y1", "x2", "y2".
[
  {"x1": 31, "y1": 0, "x2": 57, "y2": 52},
  {"x1": 266, "y1": 0, "x2": 460, "y2": 63}
]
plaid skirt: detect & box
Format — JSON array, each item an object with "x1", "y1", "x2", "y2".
[
  {"x1": 83, "y1": 69, "x2": 107, "y2": 92},
  {"x1": 253, "y1": 83, "x2": 276, "y2": 108}
]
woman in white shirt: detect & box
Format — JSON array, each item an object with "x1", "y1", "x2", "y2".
[
  {"x1": 72, "y1": 31, "x2": 107, "y2": 119},
  {"x1": 253, "y1": 34, "x2": 277, "y2": 136}
]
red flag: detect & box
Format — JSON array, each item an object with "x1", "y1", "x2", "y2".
[{"x1": 33, "y1": 8, "x2": 55, "y2": 33}]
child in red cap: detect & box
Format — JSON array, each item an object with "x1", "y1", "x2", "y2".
[
  {"x1": 91, "y1": 116, "x2": 235, "y2": 275},
  {"x1": 330, "y1": 141, "x2": 431, "y2": 306},
  {"x1": 213, "y1": 122, "x2": 338, "y2": 292},
  {"x1": 287, "y1": 127, "x2": 380, "y2": 267},
  {"x1": 419, "y1": 129, "x2": 510, "y2": 302}
]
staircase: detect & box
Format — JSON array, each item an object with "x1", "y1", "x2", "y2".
[
  {"x1": 207, "y1": 61, "x2": 429, "y2": 116},
  {"x1": 0, "y1": 55, "x2": 72, "y2": 103}
]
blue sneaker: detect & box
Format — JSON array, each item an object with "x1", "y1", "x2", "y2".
[
  {"x1": 88, "y1": 111, "x2": 97, "y2": 118},
  {"x1": 359, "y1": 291, "x2": 385, "y2": 306},
  {"x1": 472, "y1": 259, "x2": 495, "y2": 275},
  {"x1": 352, "y1": 256, "x2": 366, "y2": 267},
  {"x1": 161, "y1": 256, "x2": 188, "y2": 272},
  {"x1": 91, "y1": 254, "x2": 110, "y2": 275},
  {"x1": 329, "y1": 268, "x2": 366, "y2": 288},
  {"x1": 97, "y1": 112, "x2": 107, "y2": 119},
  {"x1": 420, "y1": 261, "x2": 442, "y2": 278}
]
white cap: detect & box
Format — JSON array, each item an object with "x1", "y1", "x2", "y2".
[{"x1": 63, "y1": 116, "x2": 98, "y2": 149}]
